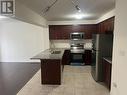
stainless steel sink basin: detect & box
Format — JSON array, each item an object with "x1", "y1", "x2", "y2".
[{"x1": 50, "y1": 50, "x2": 61, "y2": 54}]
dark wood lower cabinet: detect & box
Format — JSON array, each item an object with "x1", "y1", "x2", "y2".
[
  {"x1": 41, "y1": 59, "x2": 61, "y2": 85},
  {"x1": 62, "y1": 50, "x2": 92, "y2": 65},
  {"x1": 40, "y1": 50, "x2": 70, "y2": 85},
  {"x1": 84, "y1": 50, "x2": 92, "y2": 65},
  {"x1": 103, "y1": 59, "x2": 112, "y2": 90},
  {"x1": 62, "y1": 50, "x2": 71, "y2": 65}
]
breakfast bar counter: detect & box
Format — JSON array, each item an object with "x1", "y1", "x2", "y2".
[{"x1": 31, "y1": 48, "x2": 65, "y2": 60}]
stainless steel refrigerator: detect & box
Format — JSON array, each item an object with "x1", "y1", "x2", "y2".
[{"x1": 91, "y1": 34, "x2": 113, "y2": 81}]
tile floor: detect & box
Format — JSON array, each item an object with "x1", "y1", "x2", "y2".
[{"x1": 17, "y1": 66, "x2": 110, "y2": 95}]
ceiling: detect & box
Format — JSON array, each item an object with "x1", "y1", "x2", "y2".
[{"x1": 18, "y1": 0, "x2": 115, "y2": 21}]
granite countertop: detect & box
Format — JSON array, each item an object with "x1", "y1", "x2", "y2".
[
  {"x1": 103, "y1": 57, "x2": 112, "y2": 64},
  {"x1": 31, "y1": 47, "x2": 92, "y2": 60},
  {"x1": 31, "y1": 48, "x2": 66, "y2": 60}
]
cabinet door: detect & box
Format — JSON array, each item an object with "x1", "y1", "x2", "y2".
[
  {"x1": 84, "y1": 50, "x2": 92, "y2": 65},
  {"x1": 105, "y1": 17, "x2": 114, "y2": 34},
  {"x1": 103, "y1": 59, "x2": 112, "y2": 90},
  {"x1": 49, "y1": 26, "x2": 57, "y2": 39},
  {"x1": 85, "y1": 25, "x2": 98, "y2": 39},
  {"x1": 98, "y1": 22, "x2": 105, "y2": 34},
  {"x1": 97, "y1": 17, "x2": 115, "y2": 34},
  {"x1": 60, "y1": 26, "x2": 70, "y2": 39},
  {"x1": 62, "y1": 50, "x2": 70, "y2": 65},
  {"x1": 41, "y1": 59, "x2": 61, "y2": 84}
]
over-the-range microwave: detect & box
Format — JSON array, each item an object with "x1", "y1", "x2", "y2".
[{"x1": 70, "y1": 32, "x2": 84, "y2": 40}]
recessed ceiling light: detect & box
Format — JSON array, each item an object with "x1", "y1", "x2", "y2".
[
  {"x1": 74, "y1": 14, "x2": 85, "y2": 19},
  {"x1": 68, "y1": 13, "x2": 90, "y2": 20}
]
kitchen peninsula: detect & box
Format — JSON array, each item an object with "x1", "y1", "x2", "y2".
[
  {"x1": 31, "y1": 45, "x2": 93, "y2": 85},
  {"x1": 31, "y1": 48, "x2": 66, "y2": 85}
]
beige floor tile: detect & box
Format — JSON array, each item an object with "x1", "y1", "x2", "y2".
[{"x1": 17, "y1": 66, "x2": 110, "y2": 95}]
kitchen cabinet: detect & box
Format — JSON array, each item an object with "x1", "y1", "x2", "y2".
[
  {"x1": 98, "y1": 17, "x2": 115, "y2": 34},
  {"x1": 84, "y1": 50, "x2": 92, "y2": 65},
  {"x1": 41, "y1": 59, "x2": 61, "y2": 85},
  {"x1": 49, "y1": 17, "x2": 114, "y2": 40},
  {"x1": 103, "y1": 58, "x2": 112, "y2": 90},
  {"x1": 62, "y1": 50, "x2": 71, "y2": 65},
  {"x1": 32, "y1": 49, "x2": 67, "y2": 85},
  {"x1": 62, "y1": 50, "x2": 92, "y2": 65},
  {"x1": 49, "y1": 25, "x2": 98, "y2": 40}
]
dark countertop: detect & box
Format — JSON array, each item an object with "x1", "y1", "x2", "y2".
[
  {"x1": 103, "y1": 57, "x2": 112, "y2": 64},
  {"x1": 31, "y1": 48, "x2": 66, "y2": 60}
]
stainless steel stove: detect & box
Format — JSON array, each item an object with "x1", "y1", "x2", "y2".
[
  {"x1": 70, "y1": 32, "x2": 85, "y2": 65},
  {"x1": 70, "y1": 32, "x2": 85, "y2": 53}
]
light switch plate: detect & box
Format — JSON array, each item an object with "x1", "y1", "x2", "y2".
[{"x1": 119, "y1": 50, "x2": 126, "y2": 56}]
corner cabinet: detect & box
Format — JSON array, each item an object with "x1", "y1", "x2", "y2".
[{"x1": 49, "y1": 25, "x2": 98, "y2": 40}]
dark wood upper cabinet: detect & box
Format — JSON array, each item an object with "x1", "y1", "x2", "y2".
[
  {"x1": 98, "y1": 17, "x2": 115, "y2": 34},
  {"x1": 49, "y1": 25, "x2": 98, "y2": 39},
  {"x1": 49, "y1": 17, "x2": 115, "y2": 40}
]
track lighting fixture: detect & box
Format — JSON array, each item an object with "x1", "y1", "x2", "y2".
[
  {"x1": 71, "y1": 0, "x2": 81, "y2": 12},
  {"x1": 42, "y1": 0, "x2": 58, "y2": 14},
  {"x1": 75, "y1": 5, "x2": 81, "y2": 12},
  {"x1": 42, "y1": 0, "x2": 81, "y2": 14}
]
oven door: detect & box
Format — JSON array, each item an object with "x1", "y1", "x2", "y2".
[{"x1": 71, "y1": 53, "x2": 84, "y2": 63}]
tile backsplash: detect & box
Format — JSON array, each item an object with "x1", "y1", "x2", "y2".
[{"x1": 50, "y1": 40, "x2": 92, "y2": 50}]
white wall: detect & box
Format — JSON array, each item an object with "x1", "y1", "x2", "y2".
[
  {"x1": 15, "y1": 1, "x2": 47, "y2": 27},
  {"x1": 0, "y1": 18, "x2": 49, "y2": 62},
  {"x1": 111, "y1": 0, "x2": 127, "y2": 95}
]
